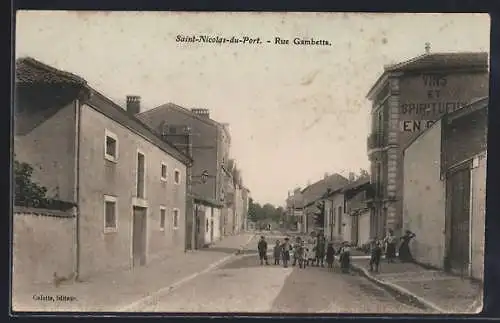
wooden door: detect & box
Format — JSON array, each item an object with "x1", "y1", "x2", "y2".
[
  {"x1": 445, "y1": 165, "x2": 471, "y2": 276},
  {"x1": 132, "y1": 206, "x2": 147, "y2": 267}
]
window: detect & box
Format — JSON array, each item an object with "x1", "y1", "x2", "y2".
[
  {"x1": 338, "y1": 206, "x2": 343, "y2": 235},
  {"x1": 206, "y1": 218, "x2": 209, "y2": 232},
  {"x1": 104, "y1": 130, "x2": 118, "y2": 162},
  {"x1": 161, "y1": 163, "x2": 167, "y2": 181},
  {"x1": 104, "y1": 195, "x2": 117, "y2": 232},
  {"x1": 160, "y1": 207, "x2": 166, "y2": 231},
  {"x1": 174, "y1": 169, "x2": 181, "y2": 184},
  {"x1": 136, "y1": 152, "x2": 145, "y2": 198},
  {"x1": 173, "y1": 208, "x2": 179, "y2": 229}
]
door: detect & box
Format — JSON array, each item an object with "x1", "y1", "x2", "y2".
[
  {"x1": 195, "y1": 209, "x2": 200, "y2": 250},
  {"x1": 351, "y1": 215, "x2": 359, "y2": 246},
  {"x1": 132, "y1": 206, "x2": 147, "y2": 267},
  {"x1": 445, "y1": 165, "x2": 471, "y2": 276},
  {"x1": 210, "y1": 207, "x2": 214, "y2": 241}
]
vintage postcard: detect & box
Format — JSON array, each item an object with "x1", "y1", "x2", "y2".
[{"x1": 12, "y1": 11, "x2": 489, "y2": 314}]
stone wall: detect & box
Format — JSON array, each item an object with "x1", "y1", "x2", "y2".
[{"x1": 12, "y1": 207, "x2": 75, "y2": 286}]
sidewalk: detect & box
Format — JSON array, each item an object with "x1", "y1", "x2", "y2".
[
  {"x1": 351, "y1": 258, "x2": 483, "y2": 314},
  {"x1": 12, "y1": 233, "x2": 256, "y2": 312}
]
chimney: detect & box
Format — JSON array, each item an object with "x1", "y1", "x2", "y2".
[
  {"x1": 191, "y1": 108, "x2": 210, "y2": 118},
  {"x1": 324, "y1": 172, "x2": 329, "y2": 179},
  {"x1": 424, "y1": 42, "x2": 431, "y2": 54},
  {"x1": 126, "y1": 95, "x2": 141, "y2": 114}
]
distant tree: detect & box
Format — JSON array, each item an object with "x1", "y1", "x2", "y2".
[
  {"x1": 313, "y1": 200, "x2": 326, "y2": 228},
  {"x1": 359, "y1": 168, "x2": 370, "y2": 179}
]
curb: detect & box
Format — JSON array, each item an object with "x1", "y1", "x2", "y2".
[
  {"x1": 117, "y1": 234, "x2": 256, "y2": 312},
  {"x1": 350, "y1": 263, "x2": 446, "y2": 314}
]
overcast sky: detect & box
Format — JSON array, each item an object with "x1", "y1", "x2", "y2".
[{"x1": 15, "y1": 12, "x2": 490, "y2": 206}]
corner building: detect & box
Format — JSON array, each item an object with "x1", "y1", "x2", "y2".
[{"x1": 365, "y1": 51, "x2": 488, "y2": 238}]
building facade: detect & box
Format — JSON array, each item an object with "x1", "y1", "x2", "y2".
[
  {"x1": 366, "y1": 50, "x2": 489, "y2": 238},
  {"x1": 14, "y1": 57, "x2": 192, "y2": 279},
  {"x1": 342, "y1": 178, "x2": 374, "y2": 247},
  {"x1": 286, "y1": 188, "x2": 304, "y2": 232},
  {"x1": 300, "y1": 173, "x2": 349, "y2": 235},
  {"x1": 137, "y1": 104, "x2": 234, "y2": 242},
  {"x1": 403, "y1": 97, "x2": 488, "y2": 280}
]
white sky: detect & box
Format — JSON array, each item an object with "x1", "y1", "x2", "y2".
[{"x1": 15, "y1": 12, "x2": 490, "y2": 206}]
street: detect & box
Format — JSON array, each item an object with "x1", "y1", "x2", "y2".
[{"x1": 131, "y1": 234, "x2": 430, "y2": 313}]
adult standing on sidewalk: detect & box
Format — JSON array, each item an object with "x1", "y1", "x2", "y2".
[
  {"x1": 258, "y1": 236, "x2": 269, "y2": 265},
  {"x1": 383, "y1": 229, "x2": 397, "y2": 263},
  {"x1": 398, "y1": 230, "x2": 416, "y2": 263}
]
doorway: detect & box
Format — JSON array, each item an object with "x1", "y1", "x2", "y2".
[
  {"x1": 445, "y1": 164, "x2": 471, "y2": 276},
  {"x1": 132, "y1": 206, "x2": 147, "y2": 267}
]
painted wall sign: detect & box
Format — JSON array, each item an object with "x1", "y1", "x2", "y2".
[
  {"x1": 400, "y1": 120, "x2": 436, "y2": 132},
  {"x1": 398, "y1": 72, "x2": 488, "y2": 147}
]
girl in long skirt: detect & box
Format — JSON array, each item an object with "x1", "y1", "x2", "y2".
[
  {"x1": 384, "y1": 229, "x2": 397, "y2": 263},
  {"x1": 339, "y1": 242, "x2": 351, "y2": 273}
]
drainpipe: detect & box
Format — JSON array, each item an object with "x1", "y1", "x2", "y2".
[
  {"x1": 185, "y1": 128, "x2": 194, "y2": 252},
  {"x1": 73, "y1": 96, "x2": 82, "y2": 280}
]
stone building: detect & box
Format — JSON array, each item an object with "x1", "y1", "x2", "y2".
[
  {"x1": 137, "y1": 104, "x2": 232, "y2": 242},
  {"x1": 403, "y1": 97, "x2": 487, "y2": 280},
  {"x1": 366, "y1": 48, "x2": 489, "y2": 238},
  {"x1": 14, "y1": 57, "x2": 192, "y2": 280},
  {"x1": 300, "y1": 173, "x2": 349, "y2": 235},
  {"x1": 286, "y1": 188, "x2": 304, "y2": 232}
]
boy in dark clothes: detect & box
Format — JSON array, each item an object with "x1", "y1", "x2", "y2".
[
  {"x1": 326, "y1": 242, "x2": 335, "y2": 271},
  {"x1": 369, "y1": 239, "x2": 383, "y2": 273},
  {"x1": 273, "y1": 240, "x2": 281, "y2": 265},
  {"x1": 258, "y1": 236, "x2": 269, "y2": 265}
]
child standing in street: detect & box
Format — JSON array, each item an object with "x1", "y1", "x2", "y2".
[
  {"x1": 369, "y1": 239, "x2": 383, "y2": 273},
  {"x1": 257, "y1": 235, "x2": 269, "y2": 266},
  {"x1": 326, "y1": 242, "x2": 335, "y2": 271},
  {"x1": 273, "y1": 240, "x2": 282, "y2": 265},
  {"x1": 281, "y1": 237, "x2": 291, "y2": 268},
  {"x1": 306, "y1": 241, "x2": 316, "y2": 267}
]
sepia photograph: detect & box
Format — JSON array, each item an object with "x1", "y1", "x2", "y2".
[{"x1": 12, "y1": 11, "x2": 489, "y2": 314}]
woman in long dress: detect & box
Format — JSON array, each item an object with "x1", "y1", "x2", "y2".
[
  {"x1": 339, "y1": 242, "x2": 351, "y2": 273},
  {"x1": 398, "y1": 230, "x2": 416, "y2": 263}
]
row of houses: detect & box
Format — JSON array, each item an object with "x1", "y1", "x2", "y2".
[
  {"x1": 286, "y1": 47, "x2": 488, "y2": 281},
  {"x1": 13, "y1": 57, "x2": 250, "y2": 284},
  {"x1": 285, "y1": 173, "x2": 373, "y2": 247}
]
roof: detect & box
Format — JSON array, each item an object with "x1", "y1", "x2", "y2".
[
  {"x1": 367, "y1": 52, "x2": 489, "y2": 100},
  {"x1": 341, "y1": 177, "x2": 371, "y2": 193},
  {"x1": 190, "y1": 193, "x2": 224, "y2": 208},
  {"x1": 446, "y1": 96, "x2": 488, "y2": 123},
  {"x1": 138, "y1": 102, "x2": 222, "y2": 129},
  {"x1": 403, "y1": 96, "x2": 489, "y2": 152},
  {"x1": 16, "y1": 57, "x2": 193, "y2": 166},
  {"x1": 86, "y1": 89, "x2": 193, "y2": 165},
  {"x1": 301, "y1": 173, "x2": 349, "y2": 205},
  {"x1": 16, "y1": 57, "x2": 87, "y2": 85}
]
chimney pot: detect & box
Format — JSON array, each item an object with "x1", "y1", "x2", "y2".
[
  {"x1": 126, "y1": 95, "x2": 141, "y2": 114},
  {"x1": 191, "y1": 108, "x2": 210, "y2": 118},
  {"x1": 425, "y1": 42, "x2": 431, "y2": 54}
]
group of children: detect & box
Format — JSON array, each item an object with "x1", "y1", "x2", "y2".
[{"x1": 258, "y1": 235, "x2": 353, "y2": 273}]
